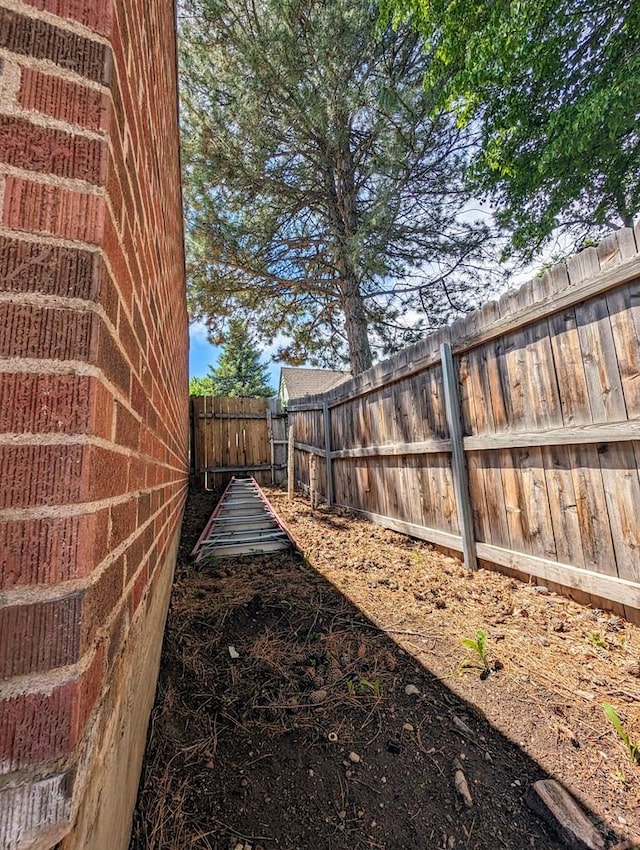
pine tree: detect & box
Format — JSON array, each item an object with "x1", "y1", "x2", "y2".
[
  {"x1": 180, "y1": 0, "x2": 493, "y2": 375},
  {"x1": 207, "y1": 320, "x2": 273, "y2": 398}
]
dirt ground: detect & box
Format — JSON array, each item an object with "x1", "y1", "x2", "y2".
[{"x1": 130, "y1": 487, "x2": 640, "y2": 850}]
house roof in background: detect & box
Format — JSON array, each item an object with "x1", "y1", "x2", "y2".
[{"x1": 279, "y1": 367, "x2": 351, "y2": 400}]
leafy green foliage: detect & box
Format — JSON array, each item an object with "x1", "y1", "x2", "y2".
[
  {"x1": 188, "y1": 375, "x2": 215, "y2": 396},
  {"x1": 206, "y1": 319, "x2": 273, "y2": 397},
  {"x1": 180, "y1": 0, "x2": 495, "y2": 374},
  {"x1": 603, "y1": 702, "x2": 640, "y2": 763},
  {"x1": 460, "y1": 629, "x2": 490, "y2": 673},
  {"x1": 381, "y1": 0, "x2": 640, "y2": 258}
]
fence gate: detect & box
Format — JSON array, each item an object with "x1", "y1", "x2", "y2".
[{"x1": 190, "y1": 396, "x2": 287, "y2": 489}]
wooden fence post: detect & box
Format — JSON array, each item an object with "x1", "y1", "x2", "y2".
[
  {"x1": 440, "y1": 342, "x2": 477, "y2": 570},
  {"x1": 266, "y1": 406, "x2": 275, "y2": 485},
  {"x1": 323, "y1": 400, "x2": 334, "y2": 506},
  {"x1": 287, "y1": 420, "x2": 295, "y2": 501},
  {"x1": 310, "y1": 453, "x2": 318, "y2": 511}
]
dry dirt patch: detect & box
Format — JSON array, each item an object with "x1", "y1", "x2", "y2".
[{"x1": 130, "y1": 487, "x2": 640, "y2": 850}]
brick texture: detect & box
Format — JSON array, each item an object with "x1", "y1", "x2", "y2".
[
  {"x1": 0, "y1": 235, "x2": 101, "y2": 298},
  {"x1": 2, "y1": 176, "x2": 106, "y2": 243},
  {"x1": 0, "y1": 1, "x2": 188, "y2": 847},
  {"x1": 19, "y1": 66, "x2": 111, "y2": 132},
  {"x1": 0, "y1": 8, "x2": 112, "y2": 84},
  {"x1": 0, "y1": 116, "x2": 107, "y2": 183}
]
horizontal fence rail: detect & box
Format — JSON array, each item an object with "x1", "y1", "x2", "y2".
[{"x1": 288, "y1": 226, "x2": 640, "y2": 622}]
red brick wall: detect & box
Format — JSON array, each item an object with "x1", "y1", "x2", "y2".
[{"x1": 0, "y1": 1, "x2": 189, "y2": 847}]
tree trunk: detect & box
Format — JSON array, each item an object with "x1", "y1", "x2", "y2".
[{"x1": 343, "y1": 286, "x2": 373, "y2": 375}]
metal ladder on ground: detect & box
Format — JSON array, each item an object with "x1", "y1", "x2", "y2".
[{"x1": 191, "y1": 477, "x2": 296, "y2": 561}]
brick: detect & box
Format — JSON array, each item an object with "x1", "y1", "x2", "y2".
[
  {"x1": 19, "y1": 66, "x2": 111, "y2": 132},
  {"x1": 3, "y1": 176, "x2": 105, "y2": 244},
  {"x1": 136, "y1": 490, "x2": 151, "y2": 525},
  {"x1": 0, "y1": 235, "x2": 100, "y2": 298},
  {"x1": 0, "y1": 645, "x2": 101, "y2": 771},
  {"x1": 0, "y1": 510, "x2": 108, "y2": 590},
  {"x1": 0, "y1": 593, "x2": 82, "y2": 678},
  {"x1": 88, "y1": 379, "x2": 114, "y2": 441},
  {"x1": 0, "y1": 372, "x2": 92, "y2": 433},
  {"x1": 21, "y1": 0, "x2": 114, "y2": 37},
  {"x1": 0, "y1": 8, "x2": 112, "y2": 84},
  {"x1": 80, "y1": 444, "x2": 129, "y2": 501},
  {"x1": 109, "y1": 497, "x2": 136, "y2": 549},
  {"x1": 123, "y1": 529, "x2": 145, "y2": 583},
  {"x1": 0, "y1": 681, "x2": 76, "y2": 772},
  {"x1": 0, "y1": 444, "x2": 83, "y2": 508},
  {"x1": 114, "y1": 400, "x2": 139, "y2": 450},
  {"x1": 97, "y1": 262, "x2": 119, "y2": 327},
  {"x1": 0, "y1": 302, "x2": 95, "y2": 360},
  {"x1": 80, "y1": 556, "x2": 124, "y2": 647},
  {"x1": 95, "y1": 321, "x2": 130, "y2": 394},
  {"x1": 0, "y1": 116, "x2": 107, "y2": 184}
]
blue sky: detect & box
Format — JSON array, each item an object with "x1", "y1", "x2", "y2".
[{"x1": 189, "y1": 321, "x2": 284, "y2": 392}]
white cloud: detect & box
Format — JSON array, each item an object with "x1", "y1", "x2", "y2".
[{"x1": 189, "y1": 320, "x2": 210, "y2": 344}]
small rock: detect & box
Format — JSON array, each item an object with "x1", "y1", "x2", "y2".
[
  {"x1": 228, "y1": 646, "x2": 240, "y2": 660},
  {"x1": 308, "y1": 769, "x2": 314, "y2": 777},
  {"x1": 539, "y1": 637, "x2": 551, "y2": 647},
  {"x1": 234, "y1": 844, "x2": 244, "y2": 850},
  {"x1": 534, "y1": 585, "x2": 551, "y2": 595},
  {"x1": 349, "y1": 751, "x2": 361, "y2": 763},
  {"x1": 310, "y1": 689, "x2": 328, "y2": 704},
  {"x1": 405, "y1": 684, "x2": 420, "y2": 696},
  {"x1": 402, "y1": 722, "x2": 414, "y2": 732},
  {"x1": 327, "y1": 731, "x2": 338, "y2": 743}
]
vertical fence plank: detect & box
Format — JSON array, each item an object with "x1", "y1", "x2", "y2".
[
  {"x1": 441, "y1": 342, "x2": 477, "y2": 570},
  {"x1": 288, "y1": 420, "x2": 295, "y2": 500},
  {"x1": 323, "y1": 400, "x2": 334, "y2": 506}
]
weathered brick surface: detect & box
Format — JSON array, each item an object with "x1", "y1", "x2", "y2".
[
  {"x1": 0, "y1": 509, "x2": 109, "y2": 590},
  {"x1": 19, "y1": 66, "x2": 111, "y2": 132},
  {"x1": 0, "y1": 647, "x2": 102, "y2": 773},
  {"x1": 0, "y1": 0, "x2": 188, "y2": 846},
  {"x1": 0, "y1": 594, "x2": 82, "y2": 678},
  {"x1": 0, "y1": 8, "x2": 112, "y2": 84},
  {"x1": 0, "y1": 303, "x2": 95, "y2": 361},
  {"x1": 0, "y1": 235, "x2": 100, "y2": 298},
  {"x1": 2, "y1": 176, "x2": 105, "y2": 243},
  {"x1": 0, "y1": 116, "x2": 107, "y2": 183},
  {"x1": 21, "y1": 0, "x2": 114, "y2": 37},
  {"x1": 0, "y1": 372, "x2": 91, "y2": 433}
]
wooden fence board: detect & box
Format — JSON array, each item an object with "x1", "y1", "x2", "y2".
[
  {"x1": 191, "y1": 396, "x2": 286, "y2": 488},
  {"x1": 287, "y1": 232, "x2": 640, "y2": 617}
]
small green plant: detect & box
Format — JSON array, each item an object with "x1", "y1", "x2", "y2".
[
  {"x1": 460, "y1": 629, "x2": 490, "y2": 674},
  {"x1": 588, "y1": 631, "x2": 606, "y2": 648},
  {"x1": 347, "y1": 677, "x2": 381, "y2": 697},
  {"x1": 603, "y1": 703, "x2": 640, "y2": 764},
  {"x1": 358, "y1": 677, "x2": 381, "y2": 697},
  {"x1": 410, "y1": 549, "x2": 422, "y2": 565}
]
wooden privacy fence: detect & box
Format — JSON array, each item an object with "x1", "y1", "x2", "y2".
[
  {"x1": 190, "y1": 396, "x2": 287, "y2": 489},
  {"x1": 288, "y1": 227, "x2": 640, "y2": 620}
]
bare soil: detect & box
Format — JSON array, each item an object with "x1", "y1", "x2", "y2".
[{"x1": 130, "y1": 487, "x2": 640, "y2": 850}]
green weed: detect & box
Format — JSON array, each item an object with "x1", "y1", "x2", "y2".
[
  {"x1": 603, "y1": 703, "x2": 640, "y2": 764},
  {"x1": 460, "y1": 629, "x2": 490, "y2": 675}
]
